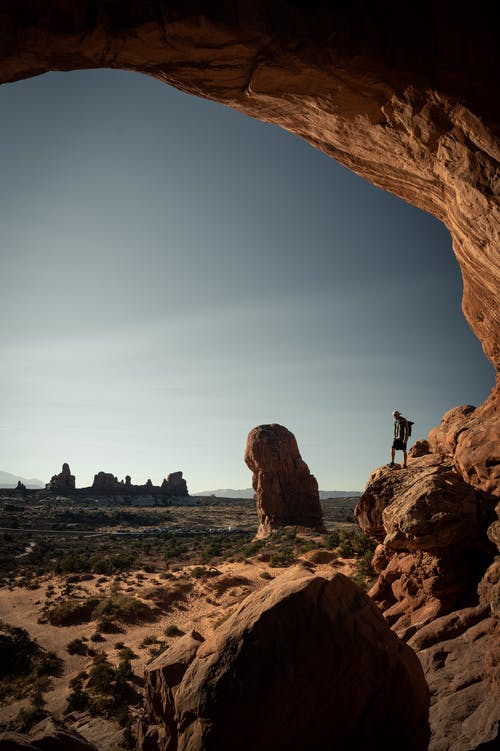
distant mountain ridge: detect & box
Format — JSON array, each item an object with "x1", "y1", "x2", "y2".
[
  {"x1": 0, "y1": 470, "x2": 45, "y2": 488},
  {"x1": 195, "y1": 488, "x2": 360, "y2": 499}
]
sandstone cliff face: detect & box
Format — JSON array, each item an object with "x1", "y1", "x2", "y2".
[
  {"x1": 138, "y1": 566, "x2": 430, "y2": 751},
  {"x1": 355, "y1": 446, "x2": 499, "y2": 750},
  {"x1": 0, "y1": 5, "x2": 498, "y2": 749},
  {"x1": 0, "y1": 716, "x2": 99, "y2": 750},
  {"x1": 0, "y1": 3, "x2": 497, "y2": 376},
  {"x1": 244, "y1": 424, "x2": 324, "y2": 538}
]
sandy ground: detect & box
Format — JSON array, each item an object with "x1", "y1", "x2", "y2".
[{"x1": 0, "y1": 553, "x2": 356, "y2": 750}]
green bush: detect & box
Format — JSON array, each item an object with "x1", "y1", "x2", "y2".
[
  {"x1": 164, "y1": 624, "x2": 184, "y2": 637},
  {"x1": 65, "y1": 685, "x2": 90, "y2": 713},
  {"x1": 0, "y1": 622, "x2": 38, "y2": 676},
  {"x1": 269, "y1": 549, "x2": 295, "y2": 568},
  {"x1": 191, "y1": 566, "x2": 206, "y2": 579},
  {"x1": 92, "y1": 595, "x2": 155, "y2": 625},
  {"x1": 47, "y1": 597, "x2": 100, "y2": 626},
  {"x1": 67, "y1": 638, "x2": 88, "y2": 655}
]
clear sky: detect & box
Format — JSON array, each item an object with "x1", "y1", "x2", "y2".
[{"x1": 0, "y1": 69, "x2": 495, "y2": 492}]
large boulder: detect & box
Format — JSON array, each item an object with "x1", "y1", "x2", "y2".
[
  {"x1": 139, "y1": 566, "x2": 430, "y2": 751},
  {"x1": 428, "y1": 393, "x2": 499, "y2": 496},
  {"x1": 244, "y1": 424, "x2": 324, "y2": 538}
]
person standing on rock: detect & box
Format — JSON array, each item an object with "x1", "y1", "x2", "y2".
[{"x1": 390, "y1": 410, "x2": 410, "y2": 468}]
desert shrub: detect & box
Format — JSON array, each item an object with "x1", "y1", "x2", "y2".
[
  {"x1": 269, "y1": 549, "x2": 295, "y2": 568},
  {"x1": 143, "y1": 582, "x2": 192, "y2": 612},
  {"x1": 117, "y1": 646, "x2": 137, "y2": 661},
  {"x1": 67, "y1": 638, "x2": 88, "y2": 656},
  {"x1": 147, "y1": 642, "x2": 168, "y2": 661},
  {"x1": 241, "y1": 540, "x2": 265, "y2": 558},
  {"x1": 53, "y1": 551, "x2": 92, "y2": 574},
  {"x1": 116, "y1": 655, "x2": 133, "y2": 681},
  {"x1": 297, "y1": 539, "x2": 320, "y2": 554},
  {"x1": 164, "y1": 624, "x2": 184, "y2": 637},
  {"x1": 96, "y1": 617, "x2": 122, "y2": 634},
  {"x1": 351, "y1": 551, "x2": 377, "y2": 591},
  {"x1": 46, "y1": 597, "x2": 100, "y2": 626},
  {"x1": 93, "y1": 595, "x2": 155, "y2": 625},
  {"x1": 211, "y1": 575, "x2": 250, "y2": 597},
  {"x1": 190, "y1": 566, "x2": 206, "y2": 579},
  {"x1": 65, "y1": 685, "x2": 90, "y2": 713},
  {"x1": 0, "y1": 622, "x2": 38, "y2": 676},
  {"x1": 324, "y1": 529, "x2": 341, "y2": 549},
  {"x1": 87, "y1": 654, "x2": 115, "y2": 694},
  {"x1": 90, "y1": 632, "x2": 106, "y2": 642},
  {"x1": 14, "y1": 704, "x2": 47, "y2": 732},
  {"x1": 140, "y1": 635, "x2": 158, "y2": 647},
  {"x1": 259, "y1": 571, "x2": 273, "y2": 580},
  {"x1": 337, "y1": 529, "x2": 376, "y2": 559},
  {"x1": 34, "y1": 651, "x2": 61, "y2": 677}
]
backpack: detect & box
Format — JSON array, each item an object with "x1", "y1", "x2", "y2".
[{"x1": 406, "y1": 419, "x2": 414, "y2": 437}]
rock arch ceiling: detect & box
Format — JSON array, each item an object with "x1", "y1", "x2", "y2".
[{"x1": 1, "y1": 1, "x2": 498, "y2": 486}]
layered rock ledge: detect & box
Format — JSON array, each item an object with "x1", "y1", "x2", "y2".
[{"x1": 355, "y1": 438, "x2": 499, "y2": 750}]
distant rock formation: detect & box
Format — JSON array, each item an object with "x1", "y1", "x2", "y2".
[
  {"x1": 244, "y1": 424, "x2": 324, "y2": 538},
  {"x1": 15, "y1": 480, "x2": 26, "y2": 491},
  {"x1": 161, "y1": 471, "x2": 188, "y2": 497},
  {"x1": 45, "y1": 462, "x2": 75, "y2": 491},
  {"x1": 355, "y1": 448, "x2": 499, "y2": 750},
  {"x1": 92, "y1": 471, "x2": 123, "y2": 491},
  {"x1": 89, "y1": 470, "x2": 188, "y2": 497},
  {"x1": 138, "y1": 567, "x2": 429, "y2": 751}
]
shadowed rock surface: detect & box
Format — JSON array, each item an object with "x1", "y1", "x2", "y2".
[
  {"x1": 0, "y1": 717, "x2": 99, "y2": 750},
  {"x1": 244, "y1": 424, "x2": 324, "y2": 538},
  {"x1": 139, "y1": 566, "x2": 429, "y2": 751},
  {"x1": 45, "y1": 462, "x2": 75, "y2": 492}
]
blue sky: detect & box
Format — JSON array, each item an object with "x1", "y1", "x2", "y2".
[{"x1": 0, "y1": 69, "x2": 494, "y2": 492}]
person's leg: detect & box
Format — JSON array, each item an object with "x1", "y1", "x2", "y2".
[
  {"x1": 390, "y1": 448, "x2": 395, "y2": 466},
  {"x1": 403, "y1": 450, "x2": 407, "y2": 468}
]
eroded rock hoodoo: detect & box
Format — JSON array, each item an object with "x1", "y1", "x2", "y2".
[
  {"x1": 138, "y1": 567, "x2": 430, "y2": 751},
  {"x1": 244, "y1": 424, "x2": 324, "y2": 538},
  {"x1": 45, "y1": 462, "x2": 75, "y2": 492}
]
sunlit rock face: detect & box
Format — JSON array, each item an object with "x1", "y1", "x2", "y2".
[
  {"x1": 356, "y1": 449, "x2": 499, "y2": 750},
  {"x1": 139, "y1": 567, "x2": 430, "y2": 751},
  {"x1": 244, "y1": 424, "x2": 324, "y2": 538},
  {"x1": 428, "y1": 392, "x2": 499, "y2": 496}
]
